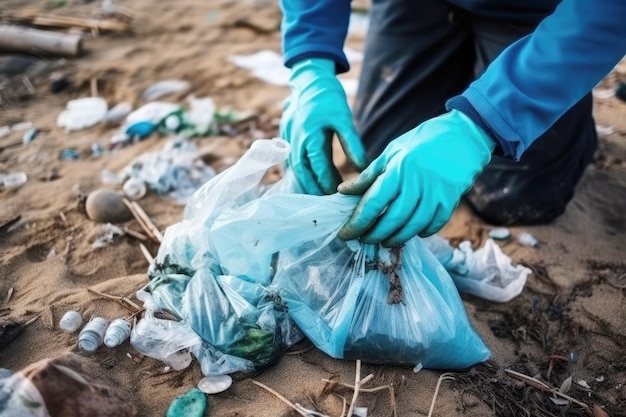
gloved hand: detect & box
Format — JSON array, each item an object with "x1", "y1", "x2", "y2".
[
  {"x1": 337, "y1": 109, "x2": 495, "y2": 247},
  {"x1": 280, "y1": 58, "x2": 368, "y2": 195}
]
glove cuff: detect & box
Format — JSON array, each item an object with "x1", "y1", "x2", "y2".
[{"x1": 291, "y1": 58, "x2": 336, "y2": 77}]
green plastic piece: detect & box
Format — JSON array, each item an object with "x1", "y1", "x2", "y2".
[{"x1": 165, "y1": 388, "x2": 207, "y2": 417}]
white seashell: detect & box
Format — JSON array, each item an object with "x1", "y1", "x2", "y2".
[{"x1": 197, "y1": 375, "x2": 233, "y2": 394}]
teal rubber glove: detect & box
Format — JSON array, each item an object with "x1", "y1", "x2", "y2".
[
  {"x1": 280, "y1": 58, "x2": 368, "y2": 195},
  {"x1": 337, "y1": 109, "x2": 496, "y2": 247}
]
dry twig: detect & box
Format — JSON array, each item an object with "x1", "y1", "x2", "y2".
[
  {"x1": 251, "y1": 380, "x2": 309, "y2": 417},
  {"x1": 122, "y1": 198, "x2": 163, "y2": 243},
  {"x1": 428, "y1": 372, "x2": 456, "y2": 417},
  {"x1": 138, "y1": 243, "x2": 154, "y2": 264}
]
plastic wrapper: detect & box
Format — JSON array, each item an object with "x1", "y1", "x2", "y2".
[
  {"x1": 212, "y1": 193, "x2": 491, "y2": 369},
  {"x1": 423, "y1": 235, "x2": 531, "y2": 302}
]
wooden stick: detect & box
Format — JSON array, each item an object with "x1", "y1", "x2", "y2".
[
  {"x1": 251, "y1": 380, "x2": 309, "y2": 417},
  {"x1": 123, "y1": 227, "x2": 148, "y2": 242},
  {"x1": 428, "y1": 373, "x2": 455, "y2": 417},
  {"x1": 29, "y1": 15, "x2": 129, "y2": 32},
  {"x1": 346, "y1": 359, "x2": 362, "y2": 417},
  {"x1": 130, "y1": 201, "x2": 163, "y2": 243},
  {"x1": 138, "y1": 243, "x2": 154, "y2": 264},
  {"x1": 90, "y1": 77, "x2": 98, "y2": 97},
  {"x1": 0, "y1": 25, "x2": 82, "y2": 56},
  {"x1": 122, "y1": 198, "x2": 163, "y2": 243}
]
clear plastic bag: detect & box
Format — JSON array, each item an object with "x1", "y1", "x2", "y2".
[
  {"x1": 132, "y1": 138, "x2": 302, "y2": 375},
  {"x1": 423, "y1": 235, "x2": 530, "y2": 303},
  {"x1": 211, "y1": 192, "x2": 491, "y2": 369}
]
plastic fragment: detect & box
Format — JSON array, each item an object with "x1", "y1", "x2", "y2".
[
  {"x1": 60, "y1": 148, "x2": 81, "y2": 160},
  {"x1": 57, "y1": 97, "x2": 108, "y2": 131},
  {"x1": 125, "y1": 121, "x2": 156, "y2": 140},
  {"x1": 197, "y1": 375, "x2": 233, "y2": 394},
  {"x1": 104, "y1": 102, "x2": 133, "y2": 124},
  {"x1": 22, "y1": 128, "x2": 38, "y2": 145},
  {"x1": 2, "y1": 172, "x2": 28, "y2": 189},
  {"x1": 165, "y1": 388, "x2": 207, "y2": 417},
  {"x1": 142, "y1": 79, "x2": 190, "y2": 101},
  {"x1": 91, "y1": 223, "x2": 125, "y2": 248},
  {"x1": 91, "y1": 143, "x2": 105, "y2": 157},
  {"x1": 488, "y1": 227, "x2": 511, "y2": 240},
  {"x1": 122, "y1": 178, "x2": 147, "y2": 200},
  {"x1": 577, "y1": 380, "x2": 591, "y2": 389},
  {"x1": 518, "y1": 232, "x2": 538, "y2": 247}
]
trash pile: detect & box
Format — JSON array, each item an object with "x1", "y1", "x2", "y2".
[{"x1": 129, "y1": 138, "x2": 530, "y2": 377}]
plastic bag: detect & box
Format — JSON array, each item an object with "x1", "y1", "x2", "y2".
[
  {"x1": 423, "y1": 235, "x2": 531, "y2": 302},
  {"x1": 132, "y1": 138, "x2": 302, "y2": 375},
  {"x1": 211, "y1": 192, "x2": 491, "y2": 369}
]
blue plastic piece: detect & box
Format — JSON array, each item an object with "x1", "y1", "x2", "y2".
[{"x1": 125, "y1": 121, "x2": 156, "y2": 140}]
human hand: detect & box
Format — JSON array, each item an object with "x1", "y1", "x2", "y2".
[
  {"x1": 337, "y1": 110, "x2": 495, "y2": 246},
  {"x1": 280, "y1": 58, "x2": 368, "y2": 195}
]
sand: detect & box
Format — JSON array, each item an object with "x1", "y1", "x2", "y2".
[{"x1": 1, "y1": 1, "x2": 625, "y2": 416}]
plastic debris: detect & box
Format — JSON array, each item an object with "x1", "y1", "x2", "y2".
[
  {"x1": 228, "y1": 49, "x2": 360, "y2": 95},
  {"x1": 57, "y1": 97, "x2": 108, "y2": 131},
  {"x1": 518, "y1": 232, "x2": 538, "y2": 247},
  {"x1": 104, "y1": 102, "x2": 133, "y2": 124},
  {"x1": 60, "y1": 148, "x2": 81, "y2": 160},
  {"x1": 78, "y1": 317, "x2": 108, "y2": 354},
  {"x1": 22, "y1": 128, "x2": 38, "y2": 145},
  {"x1": 183, "y1": 96, "x2": 215, "y2": 136},
  {"x1": 124, "y1": 102, "x2": 181, "y2": 127},
  {"x1": 122, "y1": 177, "x2": 147, "y2": 201},
  {"x1": 101, "y1": 169, "x2": 124, "y2": 185},
  {"x1": 1, "y1": 172, "x2": 28, "y2": 189},
  {"x1": 488, "y1": 227, "x2": 511, "y2": 240},
  {"x1": 104, "y1": 318, "x2": 131, "y2": 347},
  {"x1": 59, "y1": 310, "x2": 82, "y2": 333},
  {"x1": 119, "y1": 137, "x2": 216, "y2": 204},
  {"x1": 596, "y1": 124, "x2": 615, "y2": 137},
  {"x1": 197, "y1": 375, "x2": 232, "y2": 394},
  {"x1": 165, "y1": 388, "x2": 207, "y2": 417},
  {"x1": 142, "y1": 79, "x2": 190, "y2": 101},
  {"x1": 424, "y1": 236, "x2": 531, "y2": 303},
  {"x1": 592, "y1": 88, "x2": 615, "y2": 100},
  {"x1": 91, "y1": 143, "x2": 105, "y2": 158},
  {"x1": 91, "y1": 223, "x2": 125, "y2": 248},
  {"x1": 125, "y1": 121, "x2": 156, "y2": 140}
]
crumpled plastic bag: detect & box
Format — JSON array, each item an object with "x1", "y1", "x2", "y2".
[
  {"x1": 423, "y1": 235, "x2": 531, "y2": 302},
  {"x1": 211, "y1": 192, "x2": 491, "y2": 369},
  {"x1": 131, "y1": 138, "x2": 302, "y2": 375}
]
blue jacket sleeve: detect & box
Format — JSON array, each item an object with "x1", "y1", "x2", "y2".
[
  {"x1": 280, "y1": 0, "x2": 352, "y2": 73},
  {"x1": 447, "y1": 0, "x2": 626, "y2": 160}
]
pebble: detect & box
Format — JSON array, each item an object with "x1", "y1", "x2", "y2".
[
  {"x1": 197, "y1": 374, "x2": 233, "y2": 394},
  {"x1": 59, "y1": 310, "x2": 82, "y2": 333},
  {"x1": 85, "y1": 189, "x2": 133, "y2": 223},
  {"x1": 166, "y1": 388, "x2": 207, "y2": 417}
]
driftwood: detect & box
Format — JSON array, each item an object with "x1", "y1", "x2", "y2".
[{"x1": 0, "y1": 24, "x2": 82, "y2": 56}]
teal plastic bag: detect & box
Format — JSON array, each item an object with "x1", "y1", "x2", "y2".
[{"x1": 212, "y1": 192, "x2": 491, "y2": 369}]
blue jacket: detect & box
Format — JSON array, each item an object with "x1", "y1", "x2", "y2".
[{"x1": 280, "y1": 0, "x2": 626, "y2": 159}]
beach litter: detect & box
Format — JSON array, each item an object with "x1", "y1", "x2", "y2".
[{"x1": 130, "y1": 138, "x2": 492, "y2": 378}]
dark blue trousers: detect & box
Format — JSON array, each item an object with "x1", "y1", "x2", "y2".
[{"x1": 353, "y1": 0, "x2": 597, "y2": 225}]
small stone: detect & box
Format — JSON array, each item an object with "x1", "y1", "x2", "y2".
[
  {"x1": 166, "y1": 388, "x2": 207, "y2": 417},
  {"x1": 197, "y1": 374, "x2": 232, "y2": 394},
  {"x1": 85, "y1": 189, "x2": 133, "y2": 223}
]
